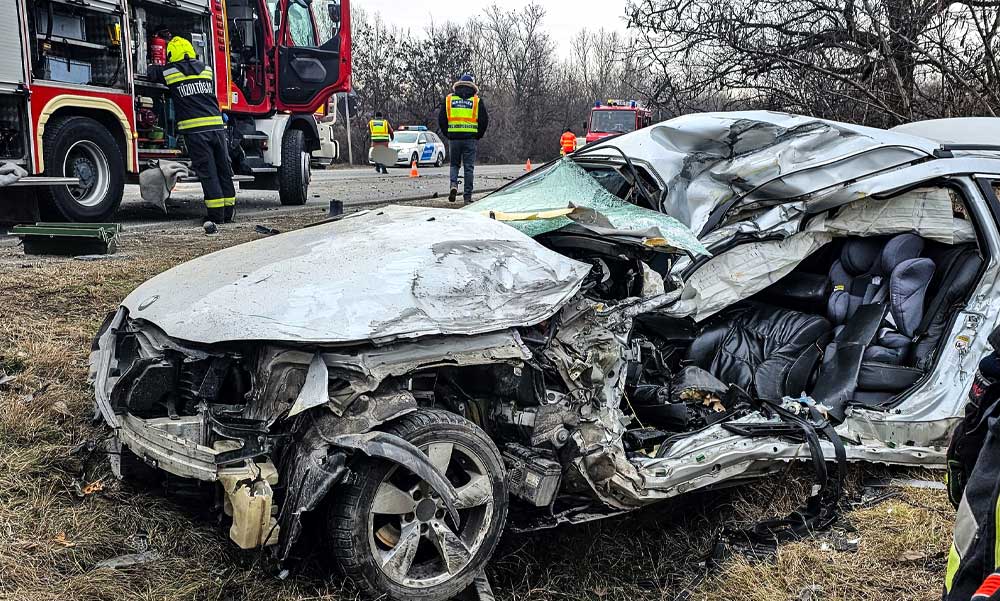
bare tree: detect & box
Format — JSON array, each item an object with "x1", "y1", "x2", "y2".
[{"x1": 626, "y1": 0, "x2": 1000, "y2": 126}]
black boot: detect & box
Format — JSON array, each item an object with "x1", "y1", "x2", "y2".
[{"x1": 224, "y1": 205, "x2": 235, "y2": 223}]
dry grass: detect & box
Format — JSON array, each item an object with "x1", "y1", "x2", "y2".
[{"x1": 0, "y1": 212, "x2": 955, "y2": 601}]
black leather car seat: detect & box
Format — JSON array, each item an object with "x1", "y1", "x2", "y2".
[{"x1": 687, "y1": 304, "x2": 832, "y2": 401}]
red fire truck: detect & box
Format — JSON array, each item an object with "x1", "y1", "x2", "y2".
[
  {"x1": 2, "y1": 0, "x2": 351, "y2": 222},
  {"x1": 585, "y1": 99, "x2": 652, "y2": 144}
]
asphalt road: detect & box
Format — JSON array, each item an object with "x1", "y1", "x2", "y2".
[{"x1": 116, "y1": 163, "x2": 527, "y2": 229}]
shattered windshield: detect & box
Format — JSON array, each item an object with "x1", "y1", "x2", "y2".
[
  {"x1": 591, "y1": 110, "x2": 636, "y2": 134},
  {"x1": 465, "y1": 158, "x2": 710, "y2": 256}
]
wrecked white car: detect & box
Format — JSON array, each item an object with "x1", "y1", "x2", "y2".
[{"x1": 90, "y1": 111, "x2": 1000, "y2": 600}]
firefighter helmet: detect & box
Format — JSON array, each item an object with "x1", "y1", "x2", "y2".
[{"x1": 166, "y1": 37, "x2": 196, "y2": 63}]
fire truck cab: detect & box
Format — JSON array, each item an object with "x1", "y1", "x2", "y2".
[
  {"x1": 585, "y1": 99, "x2": 652, "y2": 144},
  {"x1": 3, "y1": 0, "x2": 351, "y2": 222}
]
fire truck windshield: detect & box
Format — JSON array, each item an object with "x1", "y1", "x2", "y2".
[{"x1": 590, "y1": 110, "x2": 636, "y2": 134}]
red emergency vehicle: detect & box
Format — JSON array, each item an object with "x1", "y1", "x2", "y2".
[
  {"x1": 585, "y1": 99, "x2": 652, "y2": 144},
  {"x1": 2, "y1": 0, "x2": 351, "y2": 222}
]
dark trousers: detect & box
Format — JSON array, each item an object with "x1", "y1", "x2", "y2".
[
  {"x1": 185, "y1": 129, "x2": 236, "y2": 222},
  {"x1": 449, "y1": 138, "x2": 478, "y2": 199}
]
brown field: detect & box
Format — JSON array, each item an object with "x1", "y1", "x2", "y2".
[{"x1": 0, "y1": 208, "x2": 954, "y2": 601}]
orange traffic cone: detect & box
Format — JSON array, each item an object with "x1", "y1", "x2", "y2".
[
  {"x1": 409, "y1": 161, "x2": 420, "y2": 178},
  {"x1": 524, "y1": 159, "x2": 532, "y2": 171}
]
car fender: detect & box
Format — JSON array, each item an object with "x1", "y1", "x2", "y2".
[{"x1": 331, "y1": 431, "x2": 461, "y2": 526}]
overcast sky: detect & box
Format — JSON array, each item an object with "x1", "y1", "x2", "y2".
[{"x1": 356, "y1": 1, "x2": 630, "y2": 57}]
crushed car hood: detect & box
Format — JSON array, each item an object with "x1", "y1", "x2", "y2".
[
  {"x1": 121, "y1": 205, "x2": 591, "y2": 345},
  {"x1": 583, "y1": 111, "x2": 941, "y2": 236}
]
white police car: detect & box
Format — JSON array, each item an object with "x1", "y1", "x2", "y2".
[{"x1": 368, "y1": 126, "x2": 447, "y2": 167}]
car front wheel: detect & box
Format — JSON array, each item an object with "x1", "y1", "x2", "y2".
[{"x1": 328, "y1": 409, "x2": 508, "y2": 601}]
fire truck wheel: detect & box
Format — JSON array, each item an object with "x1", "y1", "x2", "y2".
[
  {"x1": 40, "y1": 116, "x2": 124, "y2": 222},
  {"x1": 278, "y1": 129, "x2": 310, "y2": 206}
]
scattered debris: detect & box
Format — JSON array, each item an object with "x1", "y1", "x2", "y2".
[
  {"x1": 74, "y1": 478, "x2": 105, "y2": 498},
  {"x1": 254, "y1": 225, "x2": 281, "y2": 236},
  {"x1": 866, "y1": 478, "x2": 947, "y2": 491},
  {"x1": 50, "y1": 400, "x2": 72, "y2": 418},
  {"x1": 52, "y1": 532, "x2": 75, "y2": 548},
  {"x1": 797, "y1": 585, "x2": 825, "y2": 601},
  {"x1": 853, "y1": 487, "x2": 901, "y2": 509},
  {"x1": 20, "y1": 382, "x2": 51, "y2": 404},
  {"x1": 0, "y1": 371, "x2": 14, "y2": 388},
  {"x1": 329, "y1": 199, "x2": 343, "y2": 216},
  {"x1": 898, "y1": 550, "x2": 928, "y2": 562},
  {"x1": 203, "y1": 221, "x2": 218, "y2": 235},
  {"x1": 93, "y1": 550, "x2": 163, "y2": 570},
  {"x1": 74, "y1": 254, "x2": 131, "y2": 262}
]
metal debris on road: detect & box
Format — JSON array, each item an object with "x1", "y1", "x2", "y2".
[
  {"x1": 254, "y1": 225, "x2": 281, "y2": 236},
  {"x1": 93, "y1": 551, "x2": 163, "y2": 570}
]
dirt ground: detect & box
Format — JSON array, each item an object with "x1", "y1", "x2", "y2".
[{"x1": 0, "y1": 204, "x2": 955, "y2": 601}]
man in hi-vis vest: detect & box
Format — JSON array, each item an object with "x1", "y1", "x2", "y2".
[
  {"x1": 437, "y1": 74, "x2": 489, "y2": 203},
  {"x1": 368, "y1": 112, "x2": 394, "y2": 174}
]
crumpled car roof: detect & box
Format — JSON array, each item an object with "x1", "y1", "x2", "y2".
[
  {"x1": 582, "y1": 111, "x2": 941, "y2": 235},
  {"x1": 121, "y1": 205, "x2": 591, "y2": 345}
]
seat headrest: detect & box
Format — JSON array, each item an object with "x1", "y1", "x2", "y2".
[
  {"x1": 840, "y1": 237, "x2": 882, "y2": 275},
  {"x1": 839, "y1": 234, "x2": 924, "y2": 277}
]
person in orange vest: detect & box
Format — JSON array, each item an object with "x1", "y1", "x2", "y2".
[
  {"x1": 368, "y1": 112, "x2": 394, "y2": 174},
  {"x1": 560, "y1": 127, "x2": 577, "y2": 156}
]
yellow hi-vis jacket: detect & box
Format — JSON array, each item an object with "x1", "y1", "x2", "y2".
[
  {"x1": 369, "y1": 119, "x2": 391, "y2": 142},
  {"x1": 445, "y1": 95, "x2": 479, "y2": 135}
]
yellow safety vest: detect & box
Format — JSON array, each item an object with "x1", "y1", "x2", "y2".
[
  {"x1": 369, "y1": 119, "x2": 390, "y2": 142},
  {"x1": 445, "y1": 95, "x2": 479, "y2": 134}
]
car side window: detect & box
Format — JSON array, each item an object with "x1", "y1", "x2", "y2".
[
  {"x1": 417, "y1": 134, "x2": 427, "y2": 144},
  {"x1": 430, "y1": 133, "x2": 440, "y2": 144}
]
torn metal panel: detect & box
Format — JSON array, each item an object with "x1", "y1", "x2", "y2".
[
  {"x1": 242, "y1": 330, "x2": 531, "y2": 423},
  {"x1": 287, "y1": 354, "x2": 330, "y2": 418},
  {"x1": 117, "y1": 414, "x2": 218, "y2": 481},
  {"x1": 321, "y1": 330, "x2": 532, "y2": 399},
  {"x1": 582, "y1": 111, "x2": 939, "y2": 235},
  {"x1": 277, "y1": 387, "x2": 421, "y2": 560},
  {"x1": 331, "y1": 431, "x2": 461, "y2": 526},
  {"x1": 120, "y1": 205, "x2": 591, "y2": 345}
]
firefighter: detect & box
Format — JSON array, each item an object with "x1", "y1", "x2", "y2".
[
  {"x1": 438, "y1": 74, "x2": 489, "y2": 203},
  {"x1": 560, "y1": 127, "x2": 577, "y2": 156},
  {"x1": 368, "y1": 112, "x2": 394, "y2": 174},
  {"x1": 153, "y1": 36, "x2": 235, "y2": 228}
]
